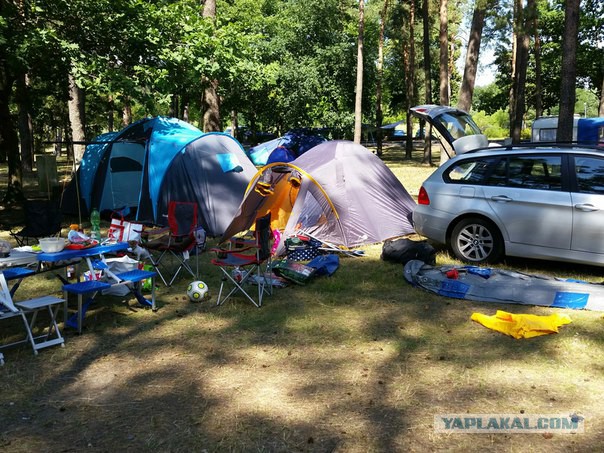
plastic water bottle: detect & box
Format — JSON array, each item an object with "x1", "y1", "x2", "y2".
[{"x1": 90, "y1": 209, "x2": 101, "y2": 241}]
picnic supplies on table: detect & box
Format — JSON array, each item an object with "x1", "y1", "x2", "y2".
[
  {"x1": 108, "y1": 215, "x2": 144, "y2": 243},
  {"x1": 471, "y1": 310, "x2": 572, "y2": 339}
]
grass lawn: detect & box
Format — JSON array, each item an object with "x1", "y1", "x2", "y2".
[{"x1": 1, "y1": 143, "x2": 603, "y2": 452}]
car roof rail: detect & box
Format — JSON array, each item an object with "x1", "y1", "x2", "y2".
[{"x1": 463, "y1": 141, "x2": 603, "y2": 155}]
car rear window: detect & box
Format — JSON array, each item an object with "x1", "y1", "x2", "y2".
[
  {"x1": 445, "y1": 154, "x2": 562, "y2": 190},
  {"x1": 445, "y1": 157, "x2": 498, "y2": 183}
]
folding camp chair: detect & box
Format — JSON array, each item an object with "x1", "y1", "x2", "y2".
[
  {"x1": 10, "y1": 199, "x2": 62, "y2": 246},
  {"x1": 211, "y1": 213, "x2": 273, "y2": 307},
  {"x1": 141, "y1": 201, "x2": 199, "y2": 286},
  {"x1": 0, "y1": 268, "x2": 65, "y2": 359}
]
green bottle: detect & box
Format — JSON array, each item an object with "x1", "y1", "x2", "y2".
[{"x1": 90, "y1": 209, "x2": 101, "y2": 241}]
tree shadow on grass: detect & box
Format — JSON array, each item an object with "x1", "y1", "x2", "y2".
[{"x1": 1, "y1": 250, "x2": 603, "y2": 451}]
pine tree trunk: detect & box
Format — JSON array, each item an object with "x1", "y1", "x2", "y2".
[
  {"x1": 202, "y1": 0, "x2": 221, "y2": 132},
  {"x1": 457, "y1": 0, "x2": 489, "y2": 112},
  {"x1": 511, "y1": 0, "x2": 529, "y2": 143},
  {"x1": 557, "y1": 0, "x2": 580, "y2": 143},
  {"x1": 375, "y1": 0, "x2": 389, "y2": 157},
  {"x1": 121, "y1": 99, "x2": 131, "y2": 127},
  {"x1": 68, "y1": 71, "x2": 86, "y2": 164},
  {"x1": 0, "y1": 65, "x2": 24, "y2": 203},
  {"x1": 439, "y1": 0, "x2": 449, "y2": 106},
  {"x1": 528, "y1": 0, "x2": 542, "y2": 118},
  {"x1": 422, "y1": 0, "x2": 432, "y2": 164},
  {"x1": 508, "y1": 0, "x2": 519, "y2": 134},
  {"x1": 202, "y1": 79, "x2": 221, "y2": 132},
  {"x1": 405, "y1": 0, "x2": 415, "y2": 159},
  {"x1": 16, "y1": 72, "x2": 33, "y2": 172},
  {"x1": 354, "y1": 0, "x2": 364, "y2": 144},
  {"x1": 599, "y1": 77, "x2": 604, "y2": 117},
  {"x1": 107, "y1": 95, "x2": 114, "y2": 132}
]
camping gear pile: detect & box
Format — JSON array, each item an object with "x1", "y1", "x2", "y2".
[{"x1": 246, "y1": 128, "x2": 327, "y2": 166}]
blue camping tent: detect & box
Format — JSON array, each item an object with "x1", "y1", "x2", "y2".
[
  {"x1": 247, "y1": 129, "x2": 326, "y2": 166},
  {"x1": 61, "y1": 117, "x2": 257, "y2": 236}
]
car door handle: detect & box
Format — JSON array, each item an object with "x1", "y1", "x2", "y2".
[
  {"x1": 574, "y1": 203, "x2": 599, "y2": 212},
  {"x1": 490, "y1": 195, "x2": 513, "y2": 202}
]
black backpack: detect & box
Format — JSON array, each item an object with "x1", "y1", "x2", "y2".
[{"x1": 381, "y1": 238, "x2": 436, "y2": 265}]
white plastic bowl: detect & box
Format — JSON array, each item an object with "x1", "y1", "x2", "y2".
[{"x1": 38, "y1": 237, "x2": 66, "y2": 253}]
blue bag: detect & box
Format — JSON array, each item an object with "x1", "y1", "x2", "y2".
[{"x1": 307, "y1": 254, "x2": 339, "y2": 276}]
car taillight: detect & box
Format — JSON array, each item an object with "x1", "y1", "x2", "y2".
[{"x1": 418, "y1": 186, "x2": 430, "y2": 205}]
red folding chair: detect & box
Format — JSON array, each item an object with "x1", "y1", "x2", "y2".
[
  {"x1": 211, "y1": 213, "x2": 273, "y2": 307},
  {"x1": 142, "y1": 201, "x2": 199, "y2": 286}
]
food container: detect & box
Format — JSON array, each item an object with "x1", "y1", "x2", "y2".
[{"x1": 38, "y1": 237, "x2": 66, "y2": 253}]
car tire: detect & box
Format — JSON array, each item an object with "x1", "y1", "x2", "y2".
[{"x1": 450, "y1": 218, "x2": 503, "y2": 264}]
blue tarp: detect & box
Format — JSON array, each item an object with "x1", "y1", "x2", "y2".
[{"x1": 577, "y1": 117, "x2": 604, "y2": 145}]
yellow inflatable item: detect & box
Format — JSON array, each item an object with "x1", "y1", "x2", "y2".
[{"x1": 471, "y1": 310, "x2": 572, "y2": 339}]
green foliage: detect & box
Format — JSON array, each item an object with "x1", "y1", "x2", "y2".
[
  {"x1": 471, "y1": 109, "x2": 509, "y2": 139},
  {"x1": 3, "y1": 0, "x2": 601, "y2": 153}
]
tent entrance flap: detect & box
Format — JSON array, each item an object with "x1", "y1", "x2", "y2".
[
  {"x1": 256, "y1": 168, "x2": 301, "y2": 232},
  {"x1": 98, "y1": 141, "x2": 146, "y2": 213}
]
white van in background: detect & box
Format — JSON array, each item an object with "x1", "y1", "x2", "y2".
[{"x1": 531, "y1": 115, "x2": 579, "y2": 142}]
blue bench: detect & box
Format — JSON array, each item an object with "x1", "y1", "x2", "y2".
[
  {"x1": 62, "y1": 280, "x2": 112, "y2": 334},
  {"x1": 62, "y1": 270, "x2": 157, "y2": 333},
  {"x1": 114, "y1": 269, "x2": 157, "y2": 311},
  {"x1": 3, "y1": 267, "x2": 36, "y2": 298}
]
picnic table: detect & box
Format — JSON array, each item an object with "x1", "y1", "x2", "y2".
[{"x1": 36, "y1": 242, "x2": 157, "y2": 333}]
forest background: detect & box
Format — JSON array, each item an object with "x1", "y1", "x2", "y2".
[{"x1": 0, "y1": 0, "x2": 603, "y2": 203}]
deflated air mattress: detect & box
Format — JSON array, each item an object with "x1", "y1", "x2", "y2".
[{"x1": 403, "y1": 260, "x2": 604, "y2": 311}]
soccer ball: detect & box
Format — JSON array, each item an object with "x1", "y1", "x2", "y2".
[{"x1": 187, "y1": 281, "x2": 209, "y2": 302}]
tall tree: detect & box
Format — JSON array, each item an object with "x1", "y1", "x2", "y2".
[
  {"x1": 439, "y1": 0, "x2": 450, "y2": 106},
  {"x1": 0, "y1": 58, "x2": 23, "y2": 203},
  {"x1": 405, "y1": 0, "x2": 416, "y2": 159},
  {"x1": 354, "y1": 0, "x2": 365, "y2": 144},
  {"x1": 528, "y1": 0, "x2": 542, "y2": 118},
  {"x1": 458, "y1": 0, "x2": 492, "y2": 112},
  {"x1": 375, "y1": 0, "x2": 389, "y2": 156},
  {"x1": 557, "y1": 0, "x2": 580, "y2": 143},
  {"x1": 201, "y1": 0, "x2": 221, "y2": 132},
  {"x1": 422, "y1": 0, "x2": 433, "y2": 164},
  {"x1": 68, "y1": 71, "x2": 86, "y2": 163},
  {"x1": 600, "y1": 77, "x2": 604, "y2": 116},
  {"x1": 510, "y1": 0, "x2": 529, "y2": 143},
  {"x1": 16, "y1": 72, "x2": 34, "y2": 172}
]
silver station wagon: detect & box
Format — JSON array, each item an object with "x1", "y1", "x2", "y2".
[{"x1": 413, "y1": 145, "x2": 604, "y2": 265}]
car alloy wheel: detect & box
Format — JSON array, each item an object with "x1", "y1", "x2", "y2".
[{"x1": 451, "y1": 218, "x2": 503, "y2": 264}]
